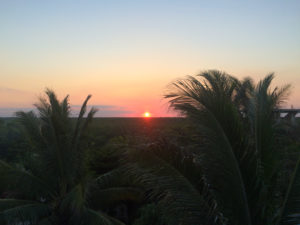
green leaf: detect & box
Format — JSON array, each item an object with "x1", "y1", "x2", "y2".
[
  {"x1": 89, "y1": 187, "x2": 143, "y2": 209},
  {"x1": 0, "y1": 203, "x2": 50, "y2": 224},
  {"x1": 0, "y1": 160, "x2": 53, "y2": 199},
  {"x1": 277, "y1": 152, "x2": 300, "y2": 225}
]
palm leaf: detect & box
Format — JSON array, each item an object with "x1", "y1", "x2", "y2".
[
  {"x1": 246, "y1": 74, "x2": 291, "y2": 223},
  {"x1": 0, "y1": 160, "x2": 54, "y2": 199},
  {"x1": 81, "y1": 208, "x2": 124, "y2": 225},
  {"x1": 0, "y1": 199, "x2": 38, "y2": 211},
  {"x1": 276, "y1": 152, "x2": 300, "y2": 225},
  {"x1": 60, "y1": 183, "x2": 86, "y2": 216},
  {"x1": 0, "y1": 203, "x2": 50, "y2": 225},
  {"x1": 125, "y1": 147, "x2": 221, "y2": 225},
  {"x1": 72, "y1": 94, "x2": 92, "y2": 149},
  {"x1": 166, "y1": 70, "x2": 253, "y2": 225},
  {"x1": 95, "y1": 168, "x2": 133, "y2": 189},
  {"x1": 89, "y1": 187, "x2": 143, "y2": 209}
]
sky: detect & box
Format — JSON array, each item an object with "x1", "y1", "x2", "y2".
[{"x1": 0, "y1": 0, "x2": 299, "y2": 117}]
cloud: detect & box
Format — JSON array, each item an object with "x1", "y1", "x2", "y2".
[
  {"x1": 0, "y1": 105, "x2": 135, "y2": 117},
  {"x1": 71, "y1": 105, "x2": 116, "y2": 109},
  {"x1": 0, "y1": 107, "x2": 34, "y2": 117},
  {"x1": 0, "y1": 87, "x2": 35, "y2": 107},
  {"x1": 70, "y1": 105, "x2": 134, "y2": 117},
  {"x1": 0, "y1": 87, "x2": 135, "y2": 117},
  {"x1": 0, "y1": 87, "x2": 31, "y2": 94}
]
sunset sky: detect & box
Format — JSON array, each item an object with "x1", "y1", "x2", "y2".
[{"x1": 1, "y1": 0, "x2": 299, "y2": 117}]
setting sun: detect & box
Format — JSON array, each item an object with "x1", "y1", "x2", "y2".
[{"x1": 144, "y1": 112, "x2": 151, "y2": 117}]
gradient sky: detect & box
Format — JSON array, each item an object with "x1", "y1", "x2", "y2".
[{"x1": 1, "y1": 0, "x2": 299, "y2": 117}]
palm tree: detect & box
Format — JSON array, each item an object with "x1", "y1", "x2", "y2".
[
  {"x1": 125, "y1": 135, "x2": 225, "y2": 225},
  {"x1": 0, "y1": 89, "x2": 142, "y2": 225},
  {"x1": 127, "y1": 70, "x2": 299, "y2": 225},
  {"x1": 166, "y1": 70, "x2": 300, "y2": 225}
]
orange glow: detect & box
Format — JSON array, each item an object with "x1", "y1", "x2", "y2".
[{"x1": 144, "y1": 112, "x2": 151, "y2": 117}]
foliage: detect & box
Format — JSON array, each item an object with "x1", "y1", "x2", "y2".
[
  {"x1": 133, "y1": 203, "x2": 166, "y2": 225},
  {"x1": 0, "y1": 119, "x2": 30, "y2": 163},
  {"x1": 0, "y1": 71, "x2": 299, "y2": 225},
  {"x1": 124, "y1": 70, "x2": 299, "y2": 225},
  {"x1": 0, "y1": 89, "x2": 141, "y2": 225},
  {"x1": 163, "y1": 70, "x2": 300, "y2": 225}
]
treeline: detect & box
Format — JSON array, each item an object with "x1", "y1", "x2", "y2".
[{"x1": 0, "y1": 70, "x2": 300, "y2": 225}]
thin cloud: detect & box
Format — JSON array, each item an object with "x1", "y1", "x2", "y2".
[
  {"x1": 0, "y1": 87, "x2": 31, "y2": 94},
  {"x1": 0, "y1": 107, "x2": 34, "y2": 117},
  {"x1": 0, "y1": 105, "x2": 135, "y2": 117},
  {"x1": 71, "y1": 105, "x2": 116, "y2": 109},
  {"x1": 70, "y1": 105, "x2": 134, "y2": 117}
]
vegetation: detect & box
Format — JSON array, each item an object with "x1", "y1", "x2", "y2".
[
  {"x1": 0, "y1": 90, "x2": 142, "y2": 225},
  {"x1": 0, "y1": 71, "x2": 300, "y2": 225}
]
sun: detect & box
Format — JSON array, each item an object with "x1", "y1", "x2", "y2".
[{"x1": 143, "y1": 112, "x2": 151, "y2": 117}]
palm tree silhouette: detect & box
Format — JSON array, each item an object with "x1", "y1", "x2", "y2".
[
  {"x1": 127, "y1": 71, "x2": 299, "y2": 225},
  {"x1": 0, "y1": 89, "x2": 141, "y2": 225}
]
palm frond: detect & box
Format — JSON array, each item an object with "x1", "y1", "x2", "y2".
[
  {"x1": 95, "y1": 168, "x2": 131, "y2": 189},
  {"x1": 246, "y1": 74, "x2": 292, "y2": 223},
  {"x1": 81, "y1": 107, "x2": 98, "y2": 134},
  {"x1": 60, "y1": 183, "x2": 86, "y2": 216},
  {"x1": 72, "y1": 95, "x2": 92, "y2": 148},
  {"x1": 234, "y1": 77, "x2": 254, "y2": 109},
  {"x1": 276, "y1": 152, "x2": 300, "y2": 225},
  {"x1": 271, "y1": 84, "x2": 291, "y2": 108},
  {"x1": 89, "y1": 187, "x2": 143, "y2": 209},
  {"x1": 9, "y1": 89, "x2": 125, "y2": 224},
  {"x1": 133, "y1": 203, "x2": 166, "y2": 225},
  {"x1": 37, "y1": 217, "x2": 54, "y2": 225},
  {"x1": 61, "y1": 95, "x2": 71, "y2": 119},
  {"x1": 125, "y1": 147, "x2": 221, "y2": 225},
  {"x1": 0, "y1": 160, "x2": 54, "y2": 199},
  {"x1": 165, "y1": 70, "x2": 253, "y2": 225},
  {"x1": 15, "y1": 110, "x2": 44, "y2": 148},
  {"x1": 81, "y1": 208, "x2": 124, "y2": 225},
  {"x1": 0, "y1": 199, "x2": 38, "y2": 211},
  {"x1": 0, "y1": 203, "x2": 50, "y2": 225},
  {"x1": 165, "y1": 71, "x2": 293, "y2": 224}
]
